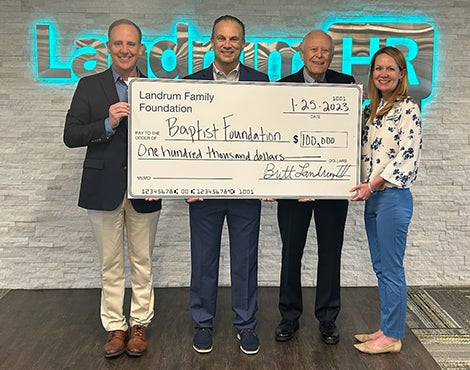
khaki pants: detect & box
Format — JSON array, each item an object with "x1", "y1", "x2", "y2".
[{"x1": 88, "y1": 196, "x2": 160, "y2": 331}]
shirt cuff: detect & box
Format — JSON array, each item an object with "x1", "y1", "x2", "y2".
[{"x1": 104, "y1": 118, "x2": 115, "y2": 138}]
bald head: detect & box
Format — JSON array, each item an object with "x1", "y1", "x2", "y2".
[{"x1": 300, "y1": 30, "x2": 335, "y2": 81}]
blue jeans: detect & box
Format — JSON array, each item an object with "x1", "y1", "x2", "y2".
[{"x1": 364, "y1": 187, "x2": 413, "y2": 338}]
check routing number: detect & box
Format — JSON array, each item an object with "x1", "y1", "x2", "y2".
[{"x1": 128, "y1": 79, "x2": 362, "y2": 199}]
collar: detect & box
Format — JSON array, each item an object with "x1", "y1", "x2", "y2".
[
  {"x1": 111, "y1": 66, "x2": 141, "y2": 83},
  {"x1": 212, "y1": 63, "x2": 240, "y2": 81},
  {"x1": 303, "y1": 67, "x2": 326, "y2": 83}
]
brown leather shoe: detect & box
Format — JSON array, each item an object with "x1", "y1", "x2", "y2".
[
  {"x1": 104, "y1": 330, "x2": 127, "y2": 358},
  {"x1": 126, "y1": 325, "x2": 147, "y2": 356}
]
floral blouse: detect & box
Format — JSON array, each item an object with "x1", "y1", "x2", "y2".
[{"x1": 361, "y1": 97, "x2": 423, "y2": 189}]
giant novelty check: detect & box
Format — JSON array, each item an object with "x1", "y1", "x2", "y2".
[{"x1": 128, "y1": 79, "x2": 362, "y2": 199}]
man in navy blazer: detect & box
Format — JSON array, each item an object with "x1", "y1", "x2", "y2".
[
  {"x1": 183, "y1": 15, "x2": 269, "y2": 356},
  {"x1": 64, "y1": 19, "x2": 161, "y2": 358},
  {"x1": 274, "y1": 30, "x2": 355, "y2": 346}
]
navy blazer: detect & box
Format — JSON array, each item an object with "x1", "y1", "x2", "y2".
[
  {"x1": 279, "y1": 67, "x2": 355, "y2": 84},
  {"x1": 64, "y1": 67, "x2": 161, "y2": 213},
  {"x1": 184, "y1": 63, "x2": 269, "y2": 82}
]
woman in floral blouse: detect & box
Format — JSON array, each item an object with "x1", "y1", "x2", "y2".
[{"x1": 350, "y1": 46, "x2": 423, "y2": 354}]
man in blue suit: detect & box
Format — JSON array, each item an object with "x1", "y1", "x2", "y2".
[
  {"x1": 64, "y1": 19, "x2": 161, "y2": 358},
  {"x1": 274, "y1": 30, "x2": 355, "y2": 346},
  {"x1": 183, "y1": 15, "x2": 269, "y2": 355}
]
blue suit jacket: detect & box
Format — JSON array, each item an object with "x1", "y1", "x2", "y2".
[
  {"x1": 64, "y1": 67, "x2": 161, "y2": 213},
  {"x1": 184, "y1": 63, "x2": 269, "y2": 82}
]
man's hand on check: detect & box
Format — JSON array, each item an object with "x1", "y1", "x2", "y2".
[{"x1": 185, "y1": 198, "x2": 204, "y2": 203}]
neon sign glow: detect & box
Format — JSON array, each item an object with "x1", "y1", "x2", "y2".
[{"x1": 32, "y1": 17, "x2": 436, "y2": 109}]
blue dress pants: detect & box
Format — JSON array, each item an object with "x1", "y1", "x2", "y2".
[
  {"x1": 364, "y1": 187, "x2": 413, "y2": 339},
  {"x1": 189, "y1": 199, "x2": 261, "y2": 331}
]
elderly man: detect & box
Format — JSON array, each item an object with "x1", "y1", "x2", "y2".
[{"x1": 275, "y1": 30, "x2": 355, "y2": 345}]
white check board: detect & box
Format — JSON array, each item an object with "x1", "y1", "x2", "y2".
[{"x1": 128, "y1": 79, "x2": 362, "y2": 199}]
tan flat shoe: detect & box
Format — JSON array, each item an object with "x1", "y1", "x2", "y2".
[
  {"x1": 354, "y1": 334, "x2": 372, "y2": 343},
  {"x1": 354, "y1": 339, "x2": 401, "y2": 354}
]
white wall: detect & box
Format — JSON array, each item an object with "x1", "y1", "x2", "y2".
[{"x1": 0, "y1": 0, "x2": 469, "y2": 288}]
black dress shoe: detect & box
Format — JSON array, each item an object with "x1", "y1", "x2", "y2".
[
  {"x1": 319, "y1": 321, "x2": 339, "y2": 345},
  {"x1": 275, "y1": 319, "x2": 299, "y2": 342}
]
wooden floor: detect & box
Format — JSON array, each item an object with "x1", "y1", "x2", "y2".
[{"x1": 0, "y1": 287, "x2": 440, "y2": 370}]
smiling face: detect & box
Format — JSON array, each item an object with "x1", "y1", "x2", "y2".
[
  {"x1": 107, "y1": 23, "x2": 144, "y2": 79},
  {"x1": 371, "y1": 53, "x2": 406, "y2": 100},
  {"x1": 300, "y1": 30, "x2": 334, "y2": 82},
  {"x1": 211, "y1": 19, "x2": 245, "y2": 75}
]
